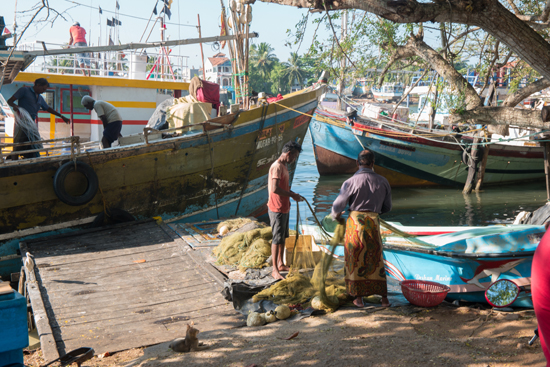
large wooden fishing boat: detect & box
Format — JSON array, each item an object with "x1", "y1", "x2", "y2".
[
  {"x1": 310, "y1": 106, "x2": 545, "y2": 186},
  {"x1": 0, "y1": 83, "x2": 323, "y2": 234}
]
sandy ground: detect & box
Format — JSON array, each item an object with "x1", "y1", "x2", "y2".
[{"x1": 24, "y1": 302, "x2": 545, "y2": 367}]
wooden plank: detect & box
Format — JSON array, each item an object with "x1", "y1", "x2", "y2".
[
  {"x1": 159, "y1": 223, "x2": 227, "y2": 286},
  {"x1": 22, "y1": 220, "x2": 240, "y2": 358},
  {"x1": 20, "y1": 242, "x2": 60, "y2": 363}
]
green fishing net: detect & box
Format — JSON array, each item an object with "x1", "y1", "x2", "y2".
[
  {"x1": 252, "y1": 203, "x2": 348, "y2": 312},
  {"x1": 212, "y1": 226, "x2": 273, "y2": 270}
]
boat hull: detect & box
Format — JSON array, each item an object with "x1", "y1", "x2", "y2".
[
  {"x1": 0, "y1": 87, "x2": 323, "y2": 236},
  {"x1": 310, "y1": 109, "x2": 545, "y2": 186}
]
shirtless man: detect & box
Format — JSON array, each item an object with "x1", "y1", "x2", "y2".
[{"x1": 268, "y1": 141, "x2": 303, "y2": 280}]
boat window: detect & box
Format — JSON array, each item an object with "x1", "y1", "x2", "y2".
[
  {"x1": 61, "y1": 90, "x2": 91, "y2": 114},
  {"x1": 43, "y1": 91, "x2": 55, "y2": 109}
]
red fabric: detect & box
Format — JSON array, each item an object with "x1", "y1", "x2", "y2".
[
  {"x1": 267, "y1": 161, "x2": 290, "y2": 213},
  {"x1": 267, "y1": 94, "x2": 283, "y2": 103},
  {"x1": 196, "y1": 79, "x2": 220, "y2": 111},
  {"x1": 70, "y1": 26, "x2": 87, "y2": 44},
  {"x1": 532, "y1": 229, "x2": 550, "y2": 366}
]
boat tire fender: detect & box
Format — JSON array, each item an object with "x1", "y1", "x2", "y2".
[{"x1": 53, "y1": 161, "x2": 99, "y2": 206}]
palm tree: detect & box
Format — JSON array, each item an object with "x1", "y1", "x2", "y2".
[
  {"x1": 282, "y1": 52, "x2": 306, "y2": 90},
  {"x1": 250, "y1": 42, "x2": 278, "y2": 80}
]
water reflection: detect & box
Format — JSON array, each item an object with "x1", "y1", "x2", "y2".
[{"x1": 290, "y1": 132, "x2": 548, "y2": 227}]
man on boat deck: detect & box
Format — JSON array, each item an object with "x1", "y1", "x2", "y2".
[
  {"x1": 81, "y1": 96, "x2": 122, "y2": 148},
  {"x1": 268, "y1": 141, "x2": 303, "y2": 280},
  {"x1": 331, "y1": 149, "x2": 392, "y2": 308},
  {"x1": 69, "y1": 22, "x2": 91, "y2": 77},
  {"x1": 7, "y1": 78, "x2": 69, "y2": 159}
]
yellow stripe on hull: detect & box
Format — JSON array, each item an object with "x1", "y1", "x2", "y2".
[
  {"x1": 108, "y1": 101, "x2": 157, "y2": 109},
  {"x1": 15, "y1": 72, "x2": 189, "y2": 90}
]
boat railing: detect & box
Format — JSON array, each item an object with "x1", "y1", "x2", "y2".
[
  {"x1": 18, "y1": 41, "x2": 191, "y2": 82},
  {"x1": 0, "y1": 136, "x2": 93, "y2": 164}
]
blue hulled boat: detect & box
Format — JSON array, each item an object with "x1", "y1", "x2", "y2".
[{"x1": 302, "y1": 223, "x2": 545, "y2": 307}]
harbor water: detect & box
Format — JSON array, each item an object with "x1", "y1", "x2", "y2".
[{"x1": 291, "y1": 131, "x2": 548, "y2": 228}]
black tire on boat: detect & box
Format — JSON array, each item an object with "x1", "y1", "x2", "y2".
[
  {"x1": 53, "y1": 161, "x2": 99, "y2": 206},
  {"x1": 91, "y1": 208, "x2": 136, "y2": 227}
]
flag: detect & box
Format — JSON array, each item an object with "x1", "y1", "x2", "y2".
[
  {"x1": 3, "y1": 27, "x2": 10, "y2": 34},
  {"x1": 106, "y1": 19, "x2": 113, "y2": 26},
  {"x1": 99, "y1": 6, "x2": 102, "y2": 14},
  {"x1": 116, "y1": 1, "x2": 120, "y2": 9},
  {"x1": 220, "y1": 13, "x2": 227, "y2": 49},
  {"x1": 109, "y1": 36, "x2": 114, "y2": 45},
  {"x1": 163, "y1": 0, "x2": 173, "y2": 9},
  {"x1": 152, "y1": 3, "x2": 157, "y2": 15},
  {"x1": 161, "y1": 5, "x2": 171, "y2": 19}
]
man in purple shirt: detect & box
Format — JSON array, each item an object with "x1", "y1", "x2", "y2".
[{"x1": 331, "y1": 149, "x2": 392, "y2": 308}]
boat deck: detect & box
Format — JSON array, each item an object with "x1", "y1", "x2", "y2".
[{"x1": 21, "y1": 220, "x2": 242, "y2": 362}]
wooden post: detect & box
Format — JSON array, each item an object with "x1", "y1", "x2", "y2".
[
  {"x1": 462, "y1": 133, "x2": 481, "y2": 194},
  {"x1": 475, "y1": 134, "x2": 492, "y2": 192},
  {"x1": 197, "y1": 15, "x2": 206, "y2": 81}
]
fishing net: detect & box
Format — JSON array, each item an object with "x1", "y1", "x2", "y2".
[
  {"x1": 250, "y1": 199, "x2": 435, "y2": 312},
  {"x1": 212, "y1": 227, "x2": 273, "y2": 270},
  {"x1": 13, "y1": 107, "x2": 43, "y2": 153},
  {"x1": 251, "y1": 200, "x2": 348, "y2": 312},
  {"x1": 216, "y1": 218, "x2": 260, "y2": 234}
]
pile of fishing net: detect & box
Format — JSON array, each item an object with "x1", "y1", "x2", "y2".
[
  {"x1": 212, "y1": 221, "x2": 272, "y2": 271},
  {"x1": 252, "y1": 210, "x2": 349, "y2": 312}
]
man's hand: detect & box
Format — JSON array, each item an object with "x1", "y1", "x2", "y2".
[
  {"x1": 291, "y1": 193, "x2": 303, "y2": 202},
  {"x1": 62, "y1": 116, "x2": 70, "y2": 124},
  {"x1": 11, "y1": 105, "x2": 20, "y2": 114},
  {"x1": 334, "y1": 211, "x2": 345, "y2": 220}
]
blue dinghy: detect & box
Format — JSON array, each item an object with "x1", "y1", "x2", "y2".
[{"x1": 302, "y1": 223, "x2": 545, "y2": 307}]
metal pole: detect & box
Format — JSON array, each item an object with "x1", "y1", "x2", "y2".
[{"x1": 69, "y1": 84, "x2": 74, "y2": 137}]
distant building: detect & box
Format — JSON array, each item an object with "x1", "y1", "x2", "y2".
[{"x1": 203, "y1": 52, "x2": 232, "y2": 88}]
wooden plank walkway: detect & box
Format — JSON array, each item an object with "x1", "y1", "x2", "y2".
[{"x1": 21, "y1": 220, "x2": 242, "y2": 362}]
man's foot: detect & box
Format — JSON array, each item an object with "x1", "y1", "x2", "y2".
[
  {"x1": 353, "y1": 297, "x2": 364, "y2": 308},
  {"x1": 278, "y1": 265, "x2": 290, "y2": 272},
  {"x1": 381, "y1": 297, "x2": 390, "y2": 307},
  {"x1": 271, "y1": 270, "x2": 285, "y2": 280}
]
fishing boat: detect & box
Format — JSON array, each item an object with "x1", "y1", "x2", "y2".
[
  {"x1": 309, "y1": 106, "x2": 545, "y2": 186},
  {"x1": 371, "y1": 83, "x2": 404, "y2": 102},
  {"x1": 0, "y1": 9, "x2": 326, "y2": 278},
  {"x1": 302, "y1": 222, "x2": 544, "y2": 307}
]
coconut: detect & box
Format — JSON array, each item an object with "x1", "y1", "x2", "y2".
[
  {"x1": 311, "y1": 295, "x2": 339, "y2": 312},
  {"x1": 275, "y1": 305, "x2": 291, "y2": 320},
  {"x1": 219, "y1": 225, "x2": 229, "y2": 236},
  {"x1": 265, "y1": 310, "x2": 277, "y2": 323},
  {"x1": 247, "y1": 312, "x2": 266, "y2": 327}
]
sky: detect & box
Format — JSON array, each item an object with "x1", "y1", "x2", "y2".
[{"x1": 3, "y1": 0, "x2": 326, "y2": 69}]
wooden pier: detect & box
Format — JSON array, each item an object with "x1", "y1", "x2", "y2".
[{"x1": 21, "y1": 220, "x2": 242, "y2": 362}]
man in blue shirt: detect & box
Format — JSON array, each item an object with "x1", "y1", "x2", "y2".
[{"x1": 7, "y1": 78, "x2": 69, "y2": 159}]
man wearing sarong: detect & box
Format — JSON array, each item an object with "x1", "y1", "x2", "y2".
[{"x1": 331, "y1": 149, "x2": 392, "y2": 308}]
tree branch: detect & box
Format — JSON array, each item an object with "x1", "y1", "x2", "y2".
[
  {"x1": 502, "y1": 78, "x2": 550, "y2": 107},
  {"x1": 452, "y1": 106, "x2": 550, "y2": 129}
]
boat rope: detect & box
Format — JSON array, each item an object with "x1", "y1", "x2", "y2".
[
  {"x1": 234, "y1": 102, "x2": 269, "y2": 216},
  {"x1": 86, "y1": 152, "x2": 110, "y2": 218},
  {"x1": 205, "y1": 128, "x2": 220, "y2": 219}
]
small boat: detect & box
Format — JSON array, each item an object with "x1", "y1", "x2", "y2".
[
  {"x1": 371, "y1": 83, "x2": 404, "y2": 102},
  {"x1": 302, "y1": 222, "x2": 544, "y2": 307},
  {"x1": 310, "y1": 106, "x2": 545, "y2": 186}
]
